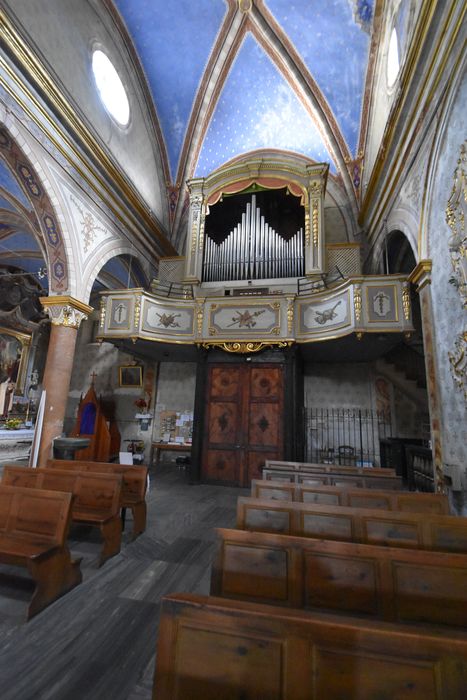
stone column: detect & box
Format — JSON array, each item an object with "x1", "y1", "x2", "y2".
[{"x1": 37, "y1": 296, "x2": 92, "y2": 466}]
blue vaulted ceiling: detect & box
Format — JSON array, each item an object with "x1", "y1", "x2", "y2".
[
  {"x1": 113, "y1": 0, "x2": 227, "y2": 179},
  {"x1": 196, "y1": 34, "x2": 337, "y2": 176},
  {"x1": 112, "y1": 0, "x2": 374, "y2": 186}
]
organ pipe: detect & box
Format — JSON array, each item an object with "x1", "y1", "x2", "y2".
[{"x1": 202, "y1": 194, "x2": 305, "y2": 282}]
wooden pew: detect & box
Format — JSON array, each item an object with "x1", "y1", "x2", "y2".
[
  {"x1": 0, "y1": 485, "x2": 82, "y2": 619},
  {"x1": 262, "y1": 465, "x2": 403, "y2": 489},
  {"x1": 46, "y1": 459, "x2": 148, "y2": 538},
  {"x1": 265, "y1": 459, "x2": 397, "y2": 477},
  {"x1": 2, "y1": 466, "x2": 122, "y2": 566},
  {"x1": 251, "y1": 479, "x2": 451, "y2": 514},
  {"x1": 153, "y1": 593, "x2": 467, "y2": 699},
  {"x1": 237, "y1": 496, "x2": 467, "y2": 553},
  {"x1": 211, "y1": 527, "x2": 467, "y2": 628}
]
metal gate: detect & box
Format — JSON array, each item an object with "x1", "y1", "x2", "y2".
[{"x1": 303, "y1": 407, "x2": 392, "y2": 467}]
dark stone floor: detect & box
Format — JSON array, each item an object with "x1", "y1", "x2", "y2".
[{"x1": 0, "y1": 465, "x2": 246, "y2": 700}]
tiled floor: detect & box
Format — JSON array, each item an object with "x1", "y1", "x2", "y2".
[{"x1": 0, "y1": 465, "x2": 246, "y2": 700}]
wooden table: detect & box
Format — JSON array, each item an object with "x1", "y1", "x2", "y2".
[{"x1": 150, "y1": 442, "x2": 192, "y2": 466}]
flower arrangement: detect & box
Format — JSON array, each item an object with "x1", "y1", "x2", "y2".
[
  {"x1": 4, "y1": 417, "x2": 22, "y2": 430},
  {"x1": 134, "y1": 397, "x2": 148, "y2": 411}
]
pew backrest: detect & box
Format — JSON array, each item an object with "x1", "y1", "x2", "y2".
[
  {"x1": 212, "y1": 527, "x2": 467, "y2": 627},
  {"x1": 262, "y1": 467, "x2": 403, "y2": 489},
  {"x1": 0, "y1": 484, "x2": 73, "y2": 546},
  {"x1": 237, "y1": 496, "x2": 467, "y2": 553},
  {"x1": 2, "y1": 466, "x2": 122, "y2": 519},
  {"x1": 46, "y1": 459, "x2": 148, "y2": 502},
  {"x1": 154, "y1": 593, "x2": 467, "y2": 699},
  {"x1": 265, "y1": 459, "x2": 396, "y2": 476},
  {"x1": 250, "y1": 479, "x2": 450, "y2": 514}
]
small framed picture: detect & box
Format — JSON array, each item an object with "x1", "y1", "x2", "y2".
[{"x1": 119, "y1": 365, "x2": 142, "y2": 388}]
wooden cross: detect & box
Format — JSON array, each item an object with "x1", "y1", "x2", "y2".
[{"x1": 90, "y1": 371, "x2": 98, "y2": 384}]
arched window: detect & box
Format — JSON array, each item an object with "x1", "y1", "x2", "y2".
[{"x1": 387, "y1": 26, "x2": 400, "y2": 88}]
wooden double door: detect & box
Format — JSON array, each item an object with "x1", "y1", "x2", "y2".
[{"x1": 202, "y1": 363, "x2": 284, "y2": 486}]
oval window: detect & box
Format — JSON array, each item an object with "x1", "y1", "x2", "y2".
[
  {"x1": 387, "y1": 26, "x2": 400, "y2": 88},
  {"x1": 92, "y1": 50, "x2": 130, "y2": 127}
]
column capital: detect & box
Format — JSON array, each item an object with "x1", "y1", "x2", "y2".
[
  {"x1": 408, "y1": 259, "x2": 432, "y2": 291},
  {"x1": 40, "y1": 295, "x2": 93, "y2": 329}
]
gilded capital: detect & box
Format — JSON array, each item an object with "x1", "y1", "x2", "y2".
[{"x1": 40, "y1": 295, "x2": 93, "y2": 329}]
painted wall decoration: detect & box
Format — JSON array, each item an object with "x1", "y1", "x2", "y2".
[
  {"x1": 445, "y1": 141, "x2": 467, "y2": 308},
  {"x1": 209, "y1": 301, "x2": 280, "y2": 336},
  {"x1": 108, "y1": 296, "x2": 134, "y2": 331},
  {"x1": 366, "y1": 285, "x2": 398, "y2": 323},
  {"x1": 299, "y1": 291, "x2": 350, "y2": 332},
  {"x1": 0, "y1": 127, "x2": 68, "y2": 291},
  {"x1": 142, "y1": 300, "x2": 194, "y2": 336}
]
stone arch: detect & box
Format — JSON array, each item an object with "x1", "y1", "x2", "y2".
[
  {"x1": 0, "y1": 115, "x2": 73, "y2": 294},
  {"x1": 83, "y1": 244, "x2": 149, "y2": 304},
  {"x1": 367, "y1": 205, "x2": 418, "y2": 274}
]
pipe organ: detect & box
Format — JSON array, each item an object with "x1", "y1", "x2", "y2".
[
  {"x1": 202, "y1": 195, "x2": 304, "y2": 282},
  {"x1": 184, "y1": 158, "x2": 328, "y2": 286}
]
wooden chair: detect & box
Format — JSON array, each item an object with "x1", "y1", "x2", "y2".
[
  {"x1": 250, "y1": 479, "x2": 451, "y2": 514},
  {"x1": 0, "y1": 485, "x2": 82, "y2": 619},
  {"x1": 2, "y1": 466, "x2": 123, "y2": 566},
  {"x1": 46, "y1": 459, "x2": 148, "y2": 538},
  {"x1": 70, "y1": 381, "x2": 120, "y2": 462},
  {"x1": 211, "y1": 527, "x2": 467, "y2": 627},
  {"x1": 153, "y1": 593, "x2": 467, "y2": 699}
]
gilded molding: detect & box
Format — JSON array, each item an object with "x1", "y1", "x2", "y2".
[
  {"x1": 448, "y1": 330, "x2": 467, "y2": 402},
  {"x1": 402, "y1": 283, "x2": 411, "y2": 321},
  {"x1": 287, "y1": 300, "x2": 294, "y2": 333},
  {"x1": 408, "y1": 260, "x2": 432, "y2": 291},
  {"x1": 134, "y1": 297, "x2": 141, "y2": 329},
  {"x1": 197, "y1": 304, "x2": 204, "y2": 335},
  {"x1": 99, "y1": 297, "x2": 106, "y2": 329},
  {"x1": 202, "y1": 341, "x2": 290, "y2": 354},
  {"x1": 353, "y1": 285, "x2": 362, "y2": 322},
  {"x1": 40, "y1": 295, "x2": 92, "y2": 329},
  {"x1": 304, "y1": 207, "x2": 311, "y2": 247},
  {"x1": 312, "y1": 199, "x2": 319, "y2": 247}
]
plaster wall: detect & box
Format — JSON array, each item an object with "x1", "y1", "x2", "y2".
[
  {"x1": 3, "y1": 0, "x2": 167, "y2": 225},
  {"x1": 425, "y1": 72, "x2": 467, "y2": 496}
]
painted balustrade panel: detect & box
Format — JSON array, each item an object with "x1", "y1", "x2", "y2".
[{"x1": 96, "y1": 276, "x2": 413, "y2": 347}]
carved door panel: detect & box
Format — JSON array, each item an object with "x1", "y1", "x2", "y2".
[
  {"x1": 246, "y1": 367, "x2": 283, "y2": 483},
  {"x1": 202, "y1": 366, "x2": 243, "y2": 484},
  {"x1": 202, "y1": 364, "x2": 284, "y2": 486}
]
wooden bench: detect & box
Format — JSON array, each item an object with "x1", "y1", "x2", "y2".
[
  {"x1": 251, "y1": 479, "x2": 451, "y2": 514},
  {"x1": 2, "y1": 466, "x2": 122, "y2": 566},
  {"x1": 211, "y1": 527, "x2": 467, "y2": 627},
  {"x1": 153, "y1": 593, "x2": 467, "y2": 699},
  {"x1": 46, "y1": 459, "x2": 148, "y2": 538},
  {"x1": 265, "y1": 459, "x2": 397, "y2": 477},
  {"x1": 237, "y1": 496, "x2": 467, "y2": 552},
  {"x1": 0, "y1": 484, "x2": 82, "y2": 619},
  {"x1": 262, "y1": 465, "x2": 403, "y2": 489}
]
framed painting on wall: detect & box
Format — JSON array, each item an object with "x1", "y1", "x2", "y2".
[
  {"x1": 119, "y1": 365, "x2": 143, "y2": 388},
  {"x1": 0, "y1": 326, "x2": 31, "y2": 396}
]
